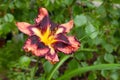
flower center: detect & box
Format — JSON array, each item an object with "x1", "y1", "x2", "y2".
[
  {"x1": 41, "y1": 27, "x2": 56, "y2": 45},
  {"x1": 32, "y1": 26, "x2": 57, "y2": 46}
]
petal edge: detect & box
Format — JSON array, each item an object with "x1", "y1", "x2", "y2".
[
  {"x1": 23, "y1": 36, "x2": 49, "y2": 56},
  {"x1": 16, "y1": 22, "x2": 32, "y2": 36},
  {"x1": 56, "y1": 20, "x2": 74, "y2": 34},
  {"x1": 53, "y1": 36, "x2": 80, "y2": 54},
  {"x1": 35, "y1": 7, "x2": 49, "y2": 23}
]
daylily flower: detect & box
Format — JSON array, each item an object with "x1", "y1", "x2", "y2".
[{"x1": 16, "y1": 7, "x2": 80, "y2": 64}]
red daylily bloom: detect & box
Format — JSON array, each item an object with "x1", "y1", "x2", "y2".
[{"x1": 16, "y1": 7, "x2": 80, "y2": 64}]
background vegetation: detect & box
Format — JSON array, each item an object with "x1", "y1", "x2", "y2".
[{"x1": 0, "y1": 0, "x2": 120, "y2": 80}]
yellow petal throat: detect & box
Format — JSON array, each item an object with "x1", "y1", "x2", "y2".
[{"x1": 32, "y1": 26, "x2": 57, "y2": 46}]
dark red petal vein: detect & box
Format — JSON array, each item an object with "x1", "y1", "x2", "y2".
[
  {"x1": 53, "y1": 36, "x2": 80, "y2": 54},
  {"x1": 35, "y1": 8, "x2": 51, "y2": 33},
  {"x1": 55, "y1": 33, "x2": 69, "y2": 43},
  {"x1": 23, "y1": 35, "x2": 49, "y2": 56},
  {"x1": 45, "y1": 53, "x2": 59, "y2": 64}
]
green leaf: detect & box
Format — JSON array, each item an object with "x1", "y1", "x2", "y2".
[
  {"x1": 9, "y1": 2, "x2": 15, "y2": 9},
  {"x1": 104, "y1": 53, "x2": 114, "y2": 63},
  {"x1": 112, "y1": 0, "x2": 120, "y2": 3},
  {"x1": 0, "y1": 25, "x2": 2, "y2": 30},
  {"x1": 93, "y1": 37, "x2": 103, "y2": 45},
  {"x1": 15, "y1": 0, "x2": 23, "y2": 8},
  {"x1": 44, "y1": 0, "x2": 50, "y2": 7},
  {"x1": 68, "y1": 59, "x2": 80, "y2": 70},
  {"x1": 110, "y1": 70, "x2": 119, "y2": 80},
  {"x1": 86, "y1": 2, "x2": 95, "y2": 9},
  {"x1": 1, "y1": 23, "x2": 11, "y2": 34},
  {"x1": 52, "y1": 70, "x2": 59, "y2": 79},
  {"x1": 88, "y1": 72, "x2": 97, "y2": 80},
  {"x1": 85, "y1": 23, "x2": 98, "y2": 39},
  {"x1": 57, "y1": 64, "x2": 120, "y2": 80},
  {"x1": 4, "y1": 13, "x2": 14, "y2": 22},
  {"x1": 96, "y1": 6, "x2": 106, "y2": 17},
  {"x1": 103, "y1": 44, "x2": 114, "y2": 53},
  {"x1": 19, "y1": 56, "x2": 31, "y2": 68},
  {"x1": 75, "y1": 52, "x2": 86, "y2": 60},
  {"x1": 101, "y1": 70, "x2": 110, "y2": 78},
  {"x1": 74, "y1": 14, "x2": 87, "y2": 27},
  {"x1": 85, "y1": 52, "x2": 93, "y2": 60},
  {"x1": 94, "y1": 56, "x2": 103, "y2": 65},
  {"x1": 63, "y1": 0, "x2": 73, "y2": 5},
  {"x1": 0, "y1": 25, "x2": 2, "y2": 35},
  {"x1": 81, "y1": 62, "x2": 88, "y2": 67},
  {"x1": 0, "y1": 4, "x2": 7, "y2": 11},
  {"x1": 43, "y1": 61, "x2": 53, "y2": 73}
]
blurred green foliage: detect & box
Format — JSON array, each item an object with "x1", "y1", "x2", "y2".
[{"x1": 0, "y1": 0, "x2": 120, "y2": 80}]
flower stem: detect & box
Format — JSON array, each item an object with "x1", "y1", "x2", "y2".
[
  {"x1": 78, "y1": 48, "x2": 98, "y2": 52},
  {"x1": 30, "y1": 57, "x2": 39, "y2": 80},
  {"x1": 47, "y1": 55, "x2": 70, "y2": 80}
]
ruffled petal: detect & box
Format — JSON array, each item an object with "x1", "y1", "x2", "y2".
[
  {"x1": 56, "y1": 20, "x2": 73, "y2": 34},
  {"x1": 45, "y1": 53, "x2": 59, "y2": 64},
  {"x1": 55, "y1": 33, "x2": 69, "y2": 43},
  {"x1": 35, "y1": 7, "x2": 50, "y2": 32},
  {"x1": 67, "y1": 36, "x2": 80, "y2": 52},
  {"x1": 23, "y1": 35, "x2": 49, "y2": 56},
  {"x1": 45, "y1": 46, "x2": 59, "y2": 64},
  {"x1": 53, "y1": 35, "x2": 80, "y2": 54},
  {"x1": 16, "y1": 22, "x2": 32, "y2": 36}
]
